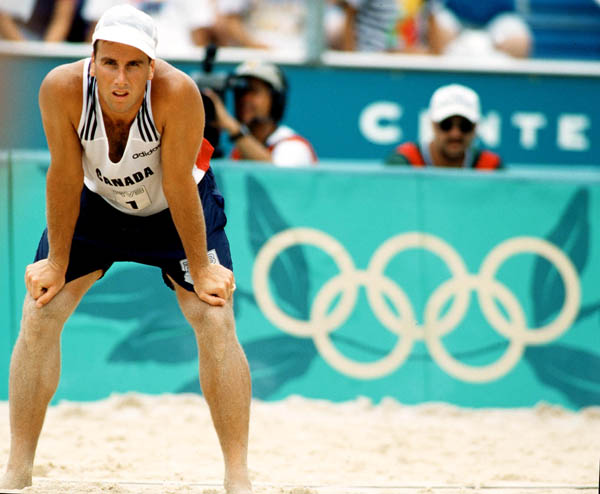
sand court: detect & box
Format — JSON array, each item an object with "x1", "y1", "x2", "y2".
[{"x1": 0, "y1": 392, "x2": 598, "y2": 494}]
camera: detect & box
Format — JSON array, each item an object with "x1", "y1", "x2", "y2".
[{"x1": 191, "y1": 44, "x2": 243, "y2": 158}]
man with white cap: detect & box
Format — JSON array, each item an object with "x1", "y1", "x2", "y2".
[
  {"x1": 203, "y1": 60, "x2": 317, "y2": 167},
  {"x1": 386, "y1": 83, "x2": 502, "y2": 169},
  {"x1": 0, "y1": 5, "x2": 253, "y2": 493}
]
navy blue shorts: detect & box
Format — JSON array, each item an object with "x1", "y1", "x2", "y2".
[{"x1": 34, "y1": 167, "x2": 232, "y2": 292}]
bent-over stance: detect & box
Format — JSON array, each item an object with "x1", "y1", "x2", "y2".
[{"x1": 0, "y1": 5, "x2": 252, "y2": 493}]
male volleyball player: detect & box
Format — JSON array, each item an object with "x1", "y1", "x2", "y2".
[{"x1": 0, "y1": 5, "x2": 252, "y2": 493}]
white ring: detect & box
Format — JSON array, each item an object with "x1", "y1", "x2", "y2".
[
  {"x1": 253, "y1": 228, "x2": 357, "y2": 337},
  {"x1": 311, "y1": 271, "x2": 416, "y2": 379},
  {"x1": 478, "y1": 237, "x2": 580, "y2": 344},
  {"x1": 252, "y1": 228, "x2": 581, "y2": 382},
  {"x1": 367, "y1": 232, "x2": 470, "y2": 339},
  {"x1": 424, "y1": 276, "x2": 527, "y2": 382}
]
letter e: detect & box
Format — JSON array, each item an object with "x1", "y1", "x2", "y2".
[{"x1": 557, "y1": 114, "x2": 590, "y2": 151}]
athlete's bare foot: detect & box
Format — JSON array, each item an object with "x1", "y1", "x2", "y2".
[
  {"x1": 225, "y1": 472, "x2": 253, "y2": 494},
  {"x1": 0, "y1": 469, "x2": 32, "y2": 490}
]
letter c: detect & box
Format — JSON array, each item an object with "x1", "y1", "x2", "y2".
[{"x1": 359, "y1": 102, "x2": 402, "y2": 145}]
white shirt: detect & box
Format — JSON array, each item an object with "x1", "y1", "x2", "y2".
[
  {"x1": 77, "y1": 59, "x2": 204, "y2": 216},
  {"x1": 266, "y1": 125, "x2": 317, "y2": 167}
]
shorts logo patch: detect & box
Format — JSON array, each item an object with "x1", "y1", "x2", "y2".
[
  {"x1": 207, "y1": 249, "x2": 220, "y2": 265},
  {"x1": 180, "y1": 250, "x2": 220, "y2": 285},
  {"x1": 179, "y1": 259, "x2": 194, "y2": 285}
]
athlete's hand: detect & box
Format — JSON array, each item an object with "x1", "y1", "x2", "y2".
[
  {"x1": 193, "y1": 263, "x2": 236, "y2": 306},
  {"x1": 25, "y1": 259, "x2": 66, "y2": 308}
]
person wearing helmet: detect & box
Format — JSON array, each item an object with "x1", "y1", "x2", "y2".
[{"x1": 203, "y1": 60, "x2": 317, "y2": 167}]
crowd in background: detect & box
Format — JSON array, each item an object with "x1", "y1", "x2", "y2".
[
  {"x1": 3, "y1": 0, "x2": 600, "y2": 58},
  {"x1": 0, "y1": 0, "x2": 543, "y2": 59}
]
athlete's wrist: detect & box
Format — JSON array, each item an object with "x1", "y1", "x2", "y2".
[{"x1": 46, "y1": 255, "x2": 69, "y2": 273}]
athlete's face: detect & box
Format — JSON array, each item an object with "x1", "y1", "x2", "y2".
[
  {"x1": 234, "y1": 77, "x2": 273, "y2": 125},
  {"x1": 91, "y1": 41, "x2": 155, "y2": 119},
  {"x1": 432, "y1": 115, "x2": 476, "y2": 163}
]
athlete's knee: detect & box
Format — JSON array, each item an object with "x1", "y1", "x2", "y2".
[
  {"x1": 191, "y1": 303, "x2": 237, "y2": 355},
  {"x1": 19, "y1": 295, "x2": 68, "y2": 344},
  {"x1": 193, "y1": 302, "x2": 234, "y2": 336}
]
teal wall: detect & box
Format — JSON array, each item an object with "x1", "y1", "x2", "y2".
[
  {"x1": 0, "y1": 152, "x2": 13, "y2": 392},
  {"x1": 2, "y1": 152, "x2": 600, "y2": 408}
]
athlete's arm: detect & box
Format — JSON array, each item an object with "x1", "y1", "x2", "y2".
[
  {"x1": 29, "y1": 62, "x2": 85, "y2": 307},
  {"x1": 156, "y1": 64, "x2": 235, "y2": 306}
]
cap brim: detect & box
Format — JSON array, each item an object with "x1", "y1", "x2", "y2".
[{"x1": 431, "y1": 104, "x2": 479, "y2": 123}]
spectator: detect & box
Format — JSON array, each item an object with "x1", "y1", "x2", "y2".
[
  {"x1": 203, "y1": 60, "x2": 317, "y2": 167},
  {"x1": 427, "y1": 0, "x2": 532, "y2": 58},
  {"x1": 242, "y1": 0, "x2": 307, "y2": 52},
  {"x1": 82, "y1": 0, "x2": 216, "y2": 51},
  {"x1": 326, "y1": 0, "x2": 398, "y2": 52},
  {"x1": 212, "y1": 0, "x2": 267, "y2": 48},
  {"x1": 0, "y1": 0, "x2": 87, "y2": 42},
  {"x1": 388, "y1": 0, "x2": 431, "y2": 54},
  {"x1": 386, "y1": 84, "x2": 502, "y2": 170}
]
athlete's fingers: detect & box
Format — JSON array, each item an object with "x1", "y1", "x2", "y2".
[
  {"x1": 199, "y1": 292, "x2": 226, "y2": 307},
  {"x1": 27, "y1": 278, "x2": 44, "y2": 299},
  {"x1": 24, "y1": 274, "x2": 32, "y2": 296},
  {"x1": 36, "y1": 286, "x2": 58, "y2": 308},
  {"x1": 33, "y1": 286, "x2": 46, "y2": 300},
  {"x1": 25, "y1": 267, "x2": 36, "y2": 295},
  {"x1": 30, "y1": 276, "x2": 49, "y2": 299}
]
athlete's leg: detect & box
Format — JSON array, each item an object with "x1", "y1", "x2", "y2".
[
  {"x1": 1, "y1": 270, "x2": 102, "y2": 489},
  {"x1": 174, "y1": 285, "x2": 252, "y2": 494}
]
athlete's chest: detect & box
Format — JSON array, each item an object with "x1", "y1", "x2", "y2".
[{"x1": 104, "y1": 118, "x2": 132, "y2": 163}]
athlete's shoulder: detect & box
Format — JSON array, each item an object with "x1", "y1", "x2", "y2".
[
  {"x1": 40, "y1": 60, "x2": 85, "y2": 95},
  {"x1": 39, "y1": 60, "x2": 85, "y2": 120},
  {"x1": 151, "y1": 59, "x2": 202, "y2": 126},
  {"x1": 152, "y1": 59, "x2": 199, "y2": 97}
]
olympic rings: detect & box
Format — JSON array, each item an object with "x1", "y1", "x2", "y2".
[{"x1": 252, "y1": 228, "x2": 581, "y2": 382}]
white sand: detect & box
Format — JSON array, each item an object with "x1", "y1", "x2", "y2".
[{"x1": 0, "y1": 393, "x2": 598, "y2": 494}]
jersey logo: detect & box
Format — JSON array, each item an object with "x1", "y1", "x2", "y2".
[{"x1": 133, "y1": 144, "x2": 160, "y2": 159}]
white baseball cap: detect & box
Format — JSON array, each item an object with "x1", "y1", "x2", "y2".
[
  {"x1": 234, "y1": 61, "x2": 284, "y2": 91},
  {"x1": 92, "y1": 4, "x2": 158, "y2": 60},
  {"x1": 429, "y1": 84, "x2": 481, "y2": 123}
]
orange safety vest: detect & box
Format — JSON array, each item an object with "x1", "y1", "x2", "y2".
[{"x1": 394, "y1": 142, "x2": 502, "y2": 170}]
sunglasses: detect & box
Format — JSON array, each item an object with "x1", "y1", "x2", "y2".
[{"x1": 438, "y1": 117, "x2": 475, "y2": 133}]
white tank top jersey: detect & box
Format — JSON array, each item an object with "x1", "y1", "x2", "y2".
[{"x1": 77, "y1": 58, "x2": 205, "y2": 216}]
